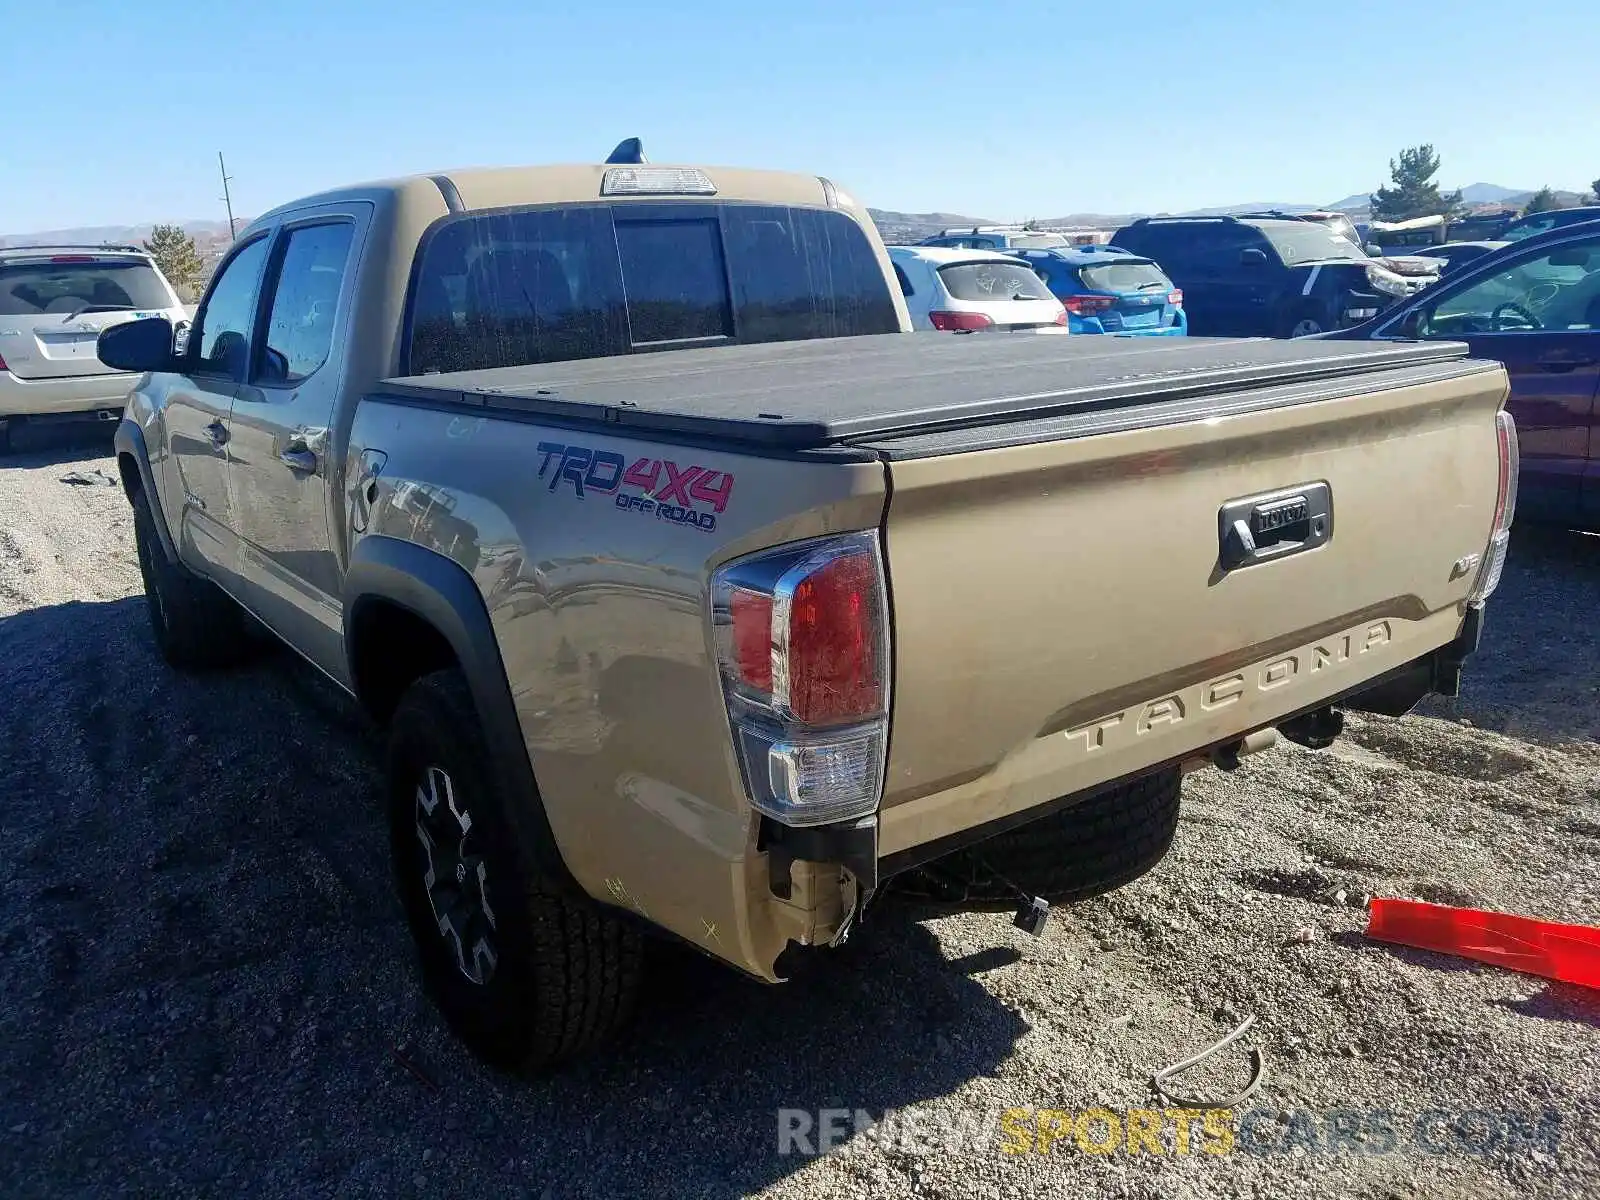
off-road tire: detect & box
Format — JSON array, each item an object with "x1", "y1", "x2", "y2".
[
  {"x1": 130, "y1": 490, "x2": 252, "y2": 669},
  {"x1": 387, "y1": 669, "x2": 643, "y2": 1073},
  {"x1": 901, "y1": 769, "x2": 1183, "y2": 905}
]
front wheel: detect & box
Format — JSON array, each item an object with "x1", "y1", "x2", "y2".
[
  {"x1": 1280, "y1": 306, "x2": 1329, "y2": 338},
  {"x1": 387, "y1": 670, "x2": 644, "y2": 1072}
]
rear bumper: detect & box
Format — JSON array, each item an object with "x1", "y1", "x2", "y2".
[
  {"x1": 1070, "y1": 312, "x2": 1188, "y2": 336},
  {"x1": 0, "y1": 370, "x2": 138, "y2": 418}
]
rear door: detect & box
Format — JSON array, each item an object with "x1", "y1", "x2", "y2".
[
  {"x1": 162, "y1": 233, "x2": 272, "y2": 580},
  {"x1": 0, "y1": 252, "x2": 179, "y2": 380},
  {"x1": 227, "y1": 210, "x2": 365, "y2": 676},
  {"x1": 1393, "y1": 232, "x2": 1600, "y2": 522}
]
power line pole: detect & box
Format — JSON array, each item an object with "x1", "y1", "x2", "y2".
[{"x1": 218, "y1": 152, "x2": 237, "y2": 240}]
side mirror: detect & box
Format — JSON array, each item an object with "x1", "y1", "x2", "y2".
[
  {"x1": 97, "y1": 317, "x2": 178, "y2": 373},
  {"x1": 1239, "y1": 248, "x2": 1269, "y2": 268},
  {"x1": 1364, "y1": 243, "x2": 1383, "y2": 256}
]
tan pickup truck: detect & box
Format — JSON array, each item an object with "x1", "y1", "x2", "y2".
[{"x1": 99, "y1": 145, "x2": 1518, "y2": 1073}]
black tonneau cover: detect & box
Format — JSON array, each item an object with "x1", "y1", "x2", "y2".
[{"x1": 379, "y1": 333, "x2": 1480, "y2": 451}]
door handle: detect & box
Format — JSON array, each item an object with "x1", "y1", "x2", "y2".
[
  {"x1": 279, "y1": 445, "x2": 317, "y2": 473},
  {"x1": 205, "y1": 420, "x2": 229, "y2": 448}
]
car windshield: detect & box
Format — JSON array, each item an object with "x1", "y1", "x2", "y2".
[
  {"x1": 1256, "y1": 224, "x2": 1369, "y2": 265},
  {"x1": 0, "y1": 258, "x2": 172, "y2": 316},
  {"x1": 1078, "y1": 261, "x2": 1172, "y2": 293},
  {"x1": 937, "y1": 260, "x2": 1054, "y2": 302}
]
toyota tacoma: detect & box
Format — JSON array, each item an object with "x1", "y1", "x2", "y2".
[{"x1": 99, "y1": 146, "x2": 1518, "y2": 1072}]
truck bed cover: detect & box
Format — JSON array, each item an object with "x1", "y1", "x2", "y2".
[{"x1": 380, "y1": 333, "x2": 1483, "y2": 452}]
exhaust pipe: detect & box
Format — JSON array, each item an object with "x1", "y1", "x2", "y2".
[{"x1": 1181, "y1": 727, "x2": 1279, "y2": 775}]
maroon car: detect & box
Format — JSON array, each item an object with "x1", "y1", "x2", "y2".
[{"x1": 1330, "y1": 220, "x2": 1600, "y2": 531}]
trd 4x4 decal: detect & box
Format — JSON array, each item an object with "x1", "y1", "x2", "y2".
[{"x1": 536, "y1": 442, "x2": 735, "y2": 533}]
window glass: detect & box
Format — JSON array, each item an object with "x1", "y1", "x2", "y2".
[
  {"x1": 0, "y1": 258, "x2": 172, "y2": 316},
  {"x1": 407, "y1": 206, "x2": 629, "y2": 375},
  {"x1": 258, "y1": 223, "x2": 354, "y2": 385},
  {"x1": 892, "y1": 263, "x2": 914, "y2": 296},
  {"x1": 724, "y1": 206, "x2": 900, "y2": 342},
  {"x1": 615, "y1": 217, "x2": 732, "y2": 344},
  {"x1": 195, "y1": 236, "x2": 270, "y2": 380},
  {"x1": 937, "y1": 260, "x2": 1054, "y2": 302},
  {"x1": 1079, "y1": 261, "x2": 1173, "y2": 293},
  {"x1": 1424, "y1": 241, "x2": 1600, "y2": 335},
  {"x1": 405, "y1": 202, "x2": 899, "y2": 374},
  {"x1": 1254, "y1": 223, "x2": 1366, "y2": 265}
]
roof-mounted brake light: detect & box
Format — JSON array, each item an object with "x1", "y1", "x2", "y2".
[{"x1": 600, "y1": 166, "x2": 717, "y2": 197}]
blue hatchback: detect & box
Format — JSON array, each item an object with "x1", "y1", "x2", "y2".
[{"x1": 1009, "y1": 246, "x2": 1187, "y2": 336}]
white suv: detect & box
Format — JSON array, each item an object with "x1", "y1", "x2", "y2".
[
  {"x1": 888, "y1": 246, "x2": 1067, "y2": 333},
  {"x1": 0, "y1": 245, "x2": 189, "y2": 452}
]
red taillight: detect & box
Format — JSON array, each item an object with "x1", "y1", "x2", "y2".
[
  {"x1": 781, "y1": 551, "x2": 883, "y2": 726},
  {"x1": 730, "y1": 589, "x2": 774, "y2": 692},
  {"x1": 0, "y1": 350, "x2": 8, "y2": 372},
  {"x1": 1063, "y1": 294, "x2": 1115, "y2": 315},
  {"x1": 712, "y1": 532, "x2": 891, "y2": 827},
  {"x1": 929, "y1": 310, "x2": 994, "y2": 332},
  {"x1": 1168, "y1": 290, "x2": 1183, "y2": 306},
  {"x1": 1053, "y1": 310, "x2": 1069, "y2": 325}
]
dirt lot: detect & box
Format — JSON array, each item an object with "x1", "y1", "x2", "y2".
[{"x1": 1, "y1": 427, "x2": 1596, "y2": 1199}]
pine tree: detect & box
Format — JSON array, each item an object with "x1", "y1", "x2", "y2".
[
  {"x1": 1369, "y1": 145, "x2": 1463, "y2": 222},
  {"x1": 143, "y1": 224, "x2": 205, "y2": 290},
  {"x1": 1521, "y1": 187, "x2": 1561, "y2": 216}
]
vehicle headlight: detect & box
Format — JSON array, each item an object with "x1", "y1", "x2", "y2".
[{"x1": 1365, "y1": 265, "x2": 1411, "y2": 299}]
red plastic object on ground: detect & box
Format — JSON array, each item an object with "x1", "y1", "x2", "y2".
[{"x1": 1367, "y1": 898, "x2": 1600, "y2": 989}]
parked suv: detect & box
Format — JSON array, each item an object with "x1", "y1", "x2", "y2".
[
  {"x1": 1110, "y1": 215, "x2": 1424, "y2": 338},
  {"x1": 0, "y1": 245, "x2": 189, "y2": 452},
  {"x1": 1010, "y1": 245, "x2": 1187, "y2": 336}
]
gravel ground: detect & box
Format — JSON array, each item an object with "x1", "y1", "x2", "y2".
[{"x1": 1, "y1": 427, "x2": 1596, "y2": 1199}]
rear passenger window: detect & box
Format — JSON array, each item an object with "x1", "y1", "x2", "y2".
[
  {"x1": 256, "y1": 223, "x2": 354, "y2": 385},
  {"x1": 405, "y1": 202, "x2": 899, "y2": 375},
  {"x1": 892, "y1": 263, "x2": 914, "y2": 296}
]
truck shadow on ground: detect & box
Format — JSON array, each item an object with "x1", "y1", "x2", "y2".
[
  {"x1": 0, "y1": 595, "x2": 1027, "y2": 1198},
  {"x1": 0, "y1": 417, "x2": 119, "y2": 469}
]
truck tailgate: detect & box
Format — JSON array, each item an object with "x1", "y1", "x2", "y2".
[{"x1": 871, "y1": 359, "x2": 1509, "y2": 856}]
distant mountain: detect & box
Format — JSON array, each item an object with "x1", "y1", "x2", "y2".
[
  {"x1": 1457, "y1": 182, "x2": 1528, "y2": 205},
  {"x1": 0, "y1": 218, "x2": 243, "y2": 250},
  {"x1": 866, "y1": 208, "x2": 993, "y2": 244}
]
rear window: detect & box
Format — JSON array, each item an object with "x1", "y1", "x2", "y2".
[
  {"x1": 1078, "y1": 261, "x2": 1173, "y2": 293},
  {"x1": 0, "y1": 258, "x2": 172, "y2": 317},
  {"x1": 936, "y1": 260, "x2": 1053, "y2": 302},
  {"x1": 405, "y1": 202, "x2": 899, "y2": 375}
]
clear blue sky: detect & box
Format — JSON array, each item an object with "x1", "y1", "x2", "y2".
[{"x1": 5, "y1": 0, "x2": 1596, "y2": 233}]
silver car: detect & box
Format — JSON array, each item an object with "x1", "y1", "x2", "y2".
[{"x1": 0, "y1": 245, "x2": 189, "y2": 452}]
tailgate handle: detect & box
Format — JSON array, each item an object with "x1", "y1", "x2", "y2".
[{"x1": 1218, "y1": 482, "x2": 1332, "y2": 572}]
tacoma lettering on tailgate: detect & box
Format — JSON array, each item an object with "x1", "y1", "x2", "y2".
[
  {"x1": 535, "y1": 442, "x2": 735, "y2": 533},
  {"x1": 1065, "y1": 620, "x2": 1393, "y2": 756}
]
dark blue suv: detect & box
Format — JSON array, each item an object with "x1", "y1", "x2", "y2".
[
  {"x1": 1110, "y1": 215, "x2": 1424, "y2": 338},
  {"x1": 1008, "y1": 246, "x2": 1187, "y2": 336}
]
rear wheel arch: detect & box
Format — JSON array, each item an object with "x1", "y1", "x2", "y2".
[{"x1": 343, "y1": 536, "x2": 582, "y2": 896}]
